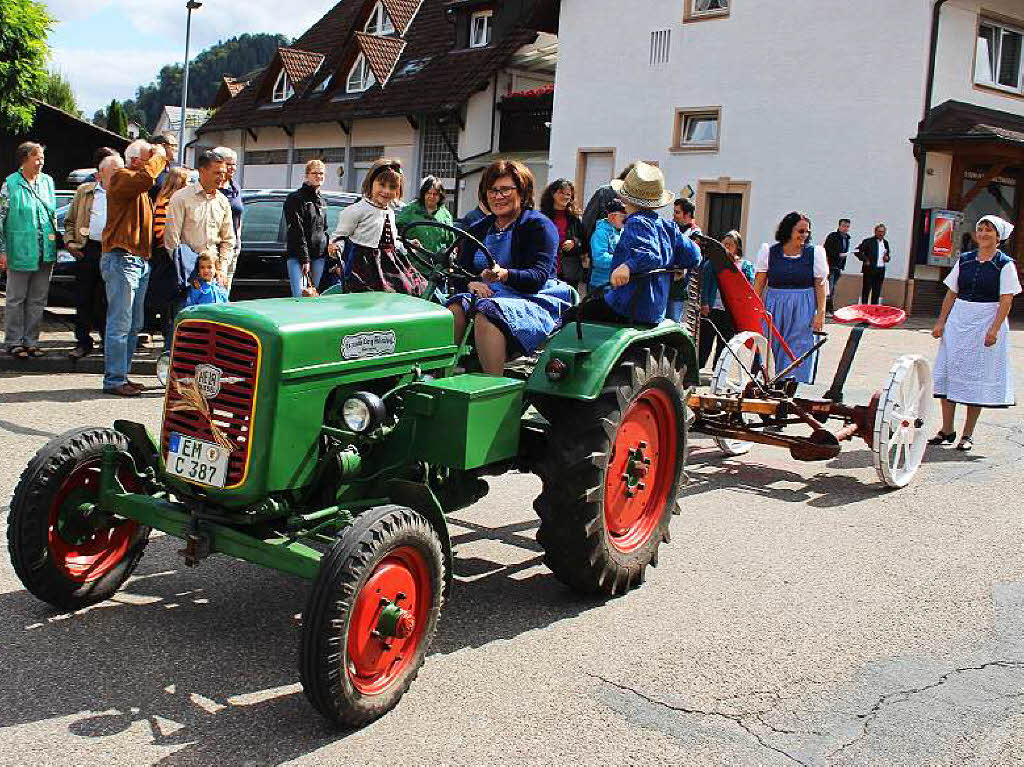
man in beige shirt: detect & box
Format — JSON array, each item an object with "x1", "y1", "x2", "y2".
[{"x1": 164, "y1": 149, "x2": 235, "y2": 287}]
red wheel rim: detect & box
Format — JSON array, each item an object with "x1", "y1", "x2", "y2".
[
  {"x1": 604, "y1": 387, "x2": 678, "y2": 553},
  {"x1": 347, "y1": 545, "x2": 433, "y2": 695},
  {"x1": 47, "y1": 458, "x2": 141, "y2": 583}
]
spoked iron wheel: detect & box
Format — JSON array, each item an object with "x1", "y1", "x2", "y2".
[
  {"x1": 872, "y1": 355, "x2": 933, "y2": 488},
  {"x1": 7, "y1": 427, "x2": 151, "y2": 610},
  {"x1": 709, "y1": 332, "x2": 774, "y2": 456},
  {"x1": 534, "y1": 343, "x2": 689, "y2": 595},
  {"x1": 301, "y1": 505, "x2": 444, "y2": 727}
]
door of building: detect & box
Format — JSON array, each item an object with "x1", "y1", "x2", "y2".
[
  {"x1": 706, "y1": 192, "x2": 743, "y2": 240},
  {"x1": 577, "y1": 150, "x2": 615, "y2": 209}
]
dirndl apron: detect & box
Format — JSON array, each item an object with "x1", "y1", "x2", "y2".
[
  {"x1": 763, "y1": 245, "x2": 818, "y2": 383},
  {"x1": 933, "y1": 299, "x2": 1014, "y2": 407},
  {"x1": 343, "y1": 218, "x2": 427, "y2": 296}
]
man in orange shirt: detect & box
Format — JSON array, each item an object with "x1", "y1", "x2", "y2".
[{"x1": 100, "y1": 139, "x2": 167, "y2": 396}]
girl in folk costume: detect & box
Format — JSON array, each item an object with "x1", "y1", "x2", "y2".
[
  {"x1": 331, "y1": 158, "x2": 427, "y2": 296},
  {"x1": 930, "y1": 215, "x2": 1020, "y2": 451},
  {"x1": 753, "y1": 212, "x2": 829, "y2": 384}
]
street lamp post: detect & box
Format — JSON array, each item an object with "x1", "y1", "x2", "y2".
[{"x1": 178, "y1": 0, "x2": 203, "y2": 164}]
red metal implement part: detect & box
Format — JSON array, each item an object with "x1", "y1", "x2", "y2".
[{"x1": 832, "y1": 304, "x2": 907, "y2": 328}]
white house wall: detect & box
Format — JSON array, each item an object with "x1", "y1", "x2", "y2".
[{"x1": 549, "y1": 0, "x2": 933, "y2": 285}]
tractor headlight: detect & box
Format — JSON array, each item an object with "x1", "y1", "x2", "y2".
[{"x1": 342, "y1": 392, "x2": 386, "y2": 433}]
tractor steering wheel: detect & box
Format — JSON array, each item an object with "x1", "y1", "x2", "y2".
[{"x1": 398, "y1": 220, "x2": 496, "y2": 283}]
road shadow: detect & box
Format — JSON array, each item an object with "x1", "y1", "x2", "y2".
[
  {"x1": 682, "y1": 444, "x2": 884, "y2": 508},
  {"x1": 0, "y1": 515, "x2": 596, "y2": 765}
]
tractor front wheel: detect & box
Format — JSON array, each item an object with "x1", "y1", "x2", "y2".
[
  {"x1": 534, "y1": 344, "x2": 688, "y2": 595},
  {"x1": 7, "y1": 427, "x2": 151, "y2": 610},
  {"x1": 300, "y1": 505, "x2": 444, "y2": 727}
]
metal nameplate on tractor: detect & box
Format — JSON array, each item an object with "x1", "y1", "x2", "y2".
[
  {"x1": 341, "y1": 330, "x2": 397, "y2": 359},
  {"x1": 166, "y1": 432, "x2": 229, "y2": 488}
]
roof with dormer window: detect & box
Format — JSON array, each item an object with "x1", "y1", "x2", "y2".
[{"x1": 200, "y1": 0, "x2": 551, "y2": 133}]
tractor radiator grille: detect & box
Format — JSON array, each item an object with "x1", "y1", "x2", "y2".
[{"x1": 161, "y1": 320, "x2": 261, "y2": 488}]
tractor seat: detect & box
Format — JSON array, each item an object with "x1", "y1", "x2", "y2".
[{"x1": 832, "y1": 303, "x2": 906, "y2": 328}]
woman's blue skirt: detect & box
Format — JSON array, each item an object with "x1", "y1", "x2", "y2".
[
  {"x1": 764, "y1": 287, "x2": 817, "y2": 384},
  {"x1": 448, "y1": 280, "x2": 575, "y2": 357}
]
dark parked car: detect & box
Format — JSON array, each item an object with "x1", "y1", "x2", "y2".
[{"x1": 42, "y1": 188, "x2": 362, "y2": 306}]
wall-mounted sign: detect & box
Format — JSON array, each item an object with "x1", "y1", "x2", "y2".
[{"x1": 926, "y1": 209, "x2": 964, "y2": 267}]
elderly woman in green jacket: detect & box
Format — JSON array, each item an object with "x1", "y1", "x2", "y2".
[
  {"x1": 1, "y1": 142, "x2": 57, "y2": 359},
  {"x1": 396, "y1": 176, "x2": 455, "y2": 256}
]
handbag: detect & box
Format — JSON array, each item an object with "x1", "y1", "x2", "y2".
[{"x1": 301, "y1": 273, "x2": 319, "y2": 298}]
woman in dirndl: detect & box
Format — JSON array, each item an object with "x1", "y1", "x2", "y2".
[
  {"x1": 753, "y1": 212, "x2": 829, "y2": 383},
  {"x1": 448, "y1": 159, "x2": 575, "y2": 376},
  {"x1": 930, "y1": 215, "x2": 1020, "y2": 451},
  {"x1": 332, "y1": 158, "x2": 427, "y2": 296}
]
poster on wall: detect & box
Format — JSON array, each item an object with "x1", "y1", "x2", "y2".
[{"x1": 926, "y1": 209, "x2": 964, "y2": 267}]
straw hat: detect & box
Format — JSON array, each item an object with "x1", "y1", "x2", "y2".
[{"x1": 611, "y1": 161, "x2": 675, "y2": 209}]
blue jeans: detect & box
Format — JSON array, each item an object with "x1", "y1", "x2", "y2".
[
  {"x1": 667, "y1": 299, "x2": 686, "y2": 323},
  {"x1": 286, "y1": 257, "x2": 325, "y2": 298},
  {"x1": 101, "y1": 250, "x2": 150, "y2": 389}
]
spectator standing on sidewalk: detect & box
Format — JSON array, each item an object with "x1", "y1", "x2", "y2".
[
  {"x1": 668, "y1": 197, "x2": 701, "y2": 323},
  {"x1": 213, "y1": 146, "x2": 243, "y2": 292},
  {"x1": 164, "y1": 149, "x2": 235, "y2": 283},
  {"x1": 284, "y1": 160, "x2": 332, "y2": 297},
  {"x1": 148, "y1": 133, "x2": 179, "y2": 202},
  {"x1": 100, "y1": 139, "x2": 167, "y2": 396},
  {"x1": 539, "y1": 178, "x2": 585, "y2": 289},
  {"x1": 855, "y1": 223, "x2": 890, "y2": 305},
  {"x1": 65, "y1": 152, "x2": 125, "y2": 359},
  {"x1": 1, "y1": 142, "x2": 57, "y2": 360},
  {"x1": 149, "y1": 166, "x2": 190, "y2": 351},
  {"x1": 823, "y1": 217, "x2": 851, "y2": 311}
]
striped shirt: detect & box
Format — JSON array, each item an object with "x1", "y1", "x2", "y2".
[{"x1": 152, "y1": 197, "x2": 169, "y2": 243}]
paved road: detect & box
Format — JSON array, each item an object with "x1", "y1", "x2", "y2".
[{"x1": 1, "y1": 321, "x2": 1023, "y2": 766}]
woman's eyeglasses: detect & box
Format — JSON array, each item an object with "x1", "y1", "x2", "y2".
[{"x1": 487, "y1": 186, "x2": 517, "y2": 198}]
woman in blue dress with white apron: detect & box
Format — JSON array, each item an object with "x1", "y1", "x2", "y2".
[
  {"x1": 448, "y1": 159, "x2": 575, "y2": 376},
  {"x1": 930, "y1": 215, "x2": 1020, "y2": 451},
  {"x1": 753, "y1": 212, "x2": 829, "y2": 383}
]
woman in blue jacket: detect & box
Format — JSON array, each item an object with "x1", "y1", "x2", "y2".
[
  {"x1": 699, "y1": 230, "x2": 754, "y2": 368},
  {"x1": 450, "y1": 160, "x2": 575, "y2": 375}
]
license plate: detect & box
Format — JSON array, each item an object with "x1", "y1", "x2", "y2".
[{"x1": 166, "y1": 433, "x2": 229, "y2": 488}]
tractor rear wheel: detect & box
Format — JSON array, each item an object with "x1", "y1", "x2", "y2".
[
  {"x1": 300, "y1": 505, "x2": 444, "y2": 727},
  {"x1": 7, "y1": 427, "x2": 151, "y2": 610},
  {"x1": 534, "y1": 344, "x2": 689, "y2": 595}
]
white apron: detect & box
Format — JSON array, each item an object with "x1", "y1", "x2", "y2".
[{"x1": 933, "y1": 298, "x2": 1014, "y2": 407}]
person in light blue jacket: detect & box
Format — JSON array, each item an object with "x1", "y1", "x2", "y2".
[{"x1": 588, "y1": 198, "x2": 626, "y2": 289}]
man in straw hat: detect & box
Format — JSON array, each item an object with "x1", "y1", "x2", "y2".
[{"x1": 573, "y1": 161, "x2": 701, "y2": 326}]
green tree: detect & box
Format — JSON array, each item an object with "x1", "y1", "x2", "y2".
[
  {"x1": 0, "y1": 0, "x2": 54, "y2": 133},
  {"x1": 107, "y1": 99, "x2": 128, "y2": 136},
  {"x1": 37, "y1": 69, "x2": 79, "y2": 116}
]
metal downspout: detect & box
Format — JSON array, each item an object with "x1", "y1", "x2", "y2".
[{"x1": 907, "y1": 0, "x2": 950, "y2": 300}]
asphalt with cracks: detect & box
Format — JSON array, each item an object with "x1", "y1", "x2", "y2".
[{"x1": 1, "y1": 317, "x2": 1023, "y2": 765}]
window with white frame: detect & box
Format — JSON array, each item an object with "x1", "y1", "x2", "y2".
[
  {"x1": 684, "y1": 0, "x2": 729, "y2": 22},
  {"x1": 315, "y1": 74, "x2": 332, "y2": 93},
  {"x1": 365, "y1": 1, "x2": 395, "y2": 36},
  {"x1": 272, "y1": 70, "x2": 293, "y2": 102},
  {"x1": 347, "y1": 54, "x2": 376, "y2": 93},
  {"x1": 672, "y1": 107, "x2": 721, "y2": 151},
  {"x1": 975, "y1": 19, "x2": 1023, "y2": 93},
  {"x1": 470, "y1": 10, "x2": 493, "y2": 48}
]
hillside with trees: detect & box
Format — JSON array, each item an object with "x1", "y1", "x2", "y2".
[{"x1": 95, "y1": 33, "x2": 288, "y2": 132}]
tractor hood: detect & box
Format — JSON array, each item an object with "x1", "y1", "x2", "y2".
[{"x1": 178, "y1": 293, "x2": 457, "y2": 381}]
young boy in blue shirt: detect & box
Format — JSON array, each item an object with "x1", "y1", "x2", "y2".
[{"x1": 580, "y1": 162, "x2": 701, "y2": 325}]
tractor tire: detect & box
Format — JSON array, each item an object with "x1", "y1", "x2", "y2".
[
  {"x1": 300, "y1": 504, "x2": 445, "y2": 727},
  {"x1": 534, "y1": 343, "x2": 688, "y2": 596},
  {"x1": 7, "y1": 427, "x2": 151, "y2": 610}
]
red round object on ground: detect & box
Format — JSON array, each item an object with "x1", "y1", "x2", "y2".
[
  {"x1": 603, "y1": 388, "x2": 678, "y2": 553},
  {"x1": 347, "y1": 545, "x2": 432, "y2": 695},
  {"x1": 832, "y1": 303, "x2": 907, "y2": 328},
  {"x1": 47, "y1": 458, "x2": 141, "y2": 583}
]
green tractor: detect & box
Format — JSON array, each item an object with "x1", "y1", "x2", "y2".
[{"x1": 7, "y1": 224, "x2": 698, "y2": 726}]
